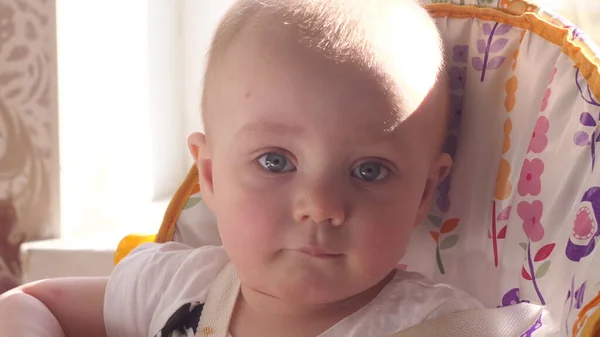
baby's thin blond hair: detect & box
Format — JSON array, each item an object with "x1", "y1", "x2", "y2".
[{"x1": 201, "y1": 0, "x2": 447, "y2": 139}]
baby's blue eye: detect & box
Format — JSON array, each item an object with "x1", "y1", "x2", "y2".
[
  {"x1": 257, "y1": 153, "x2": 296, "y2": 173},
  {"x1": 352, "y1": 162, "x2": 388, "y2": 181}
]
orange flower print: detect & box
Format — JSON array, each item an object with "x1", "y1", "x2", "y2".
[
  {"x1": 504, "y1": 77, "x2": 518, "y2": 112},
  {"x1": 429, "y1": 218, "x2": 460, "y2": 274},
  {"x1": 503, "y1": 118, "x2": 512, "y2": 154},
  {"x1": 495, "y1": 158, "x2": 512, "y2": 200}
]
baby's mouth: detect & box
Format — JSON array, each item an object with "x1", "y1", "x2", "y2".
[{"x1": 294, "y1": 247, "x2": 343, "y2": 259}]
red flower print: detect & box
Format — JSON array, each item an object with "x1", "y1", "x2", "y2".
[
  {"x1": 528, "y1": 116, "x2": 549, "y2": 153},
  {"x1": 541, "y1": 88, "x2": 551, "y2": 112},
  {"x1": 518, "y1": 159, "x2": 544, "y2": 196}
]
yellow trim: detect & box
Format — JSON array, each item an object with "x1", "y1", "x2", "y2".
[
  {"x1": 425, "y1": 4, "x2": 600, "y2": 102},
  {"x1": 573, "y1": 292, "x2": 600, "y2": 337},
  {"x1": 580, "y1": 310, "x2": 600, "y2": 337},
  {"x1": 155, "y1": 165, "x2": 200, "y2": 243},
  {"x1": 113, "y1": 166, "x2": 200, "y2": 263}
]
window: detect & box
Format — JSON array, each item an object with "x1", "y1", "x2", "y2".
[{"x1": 59, "y1": 0, "x2": 174, "y2": 238}]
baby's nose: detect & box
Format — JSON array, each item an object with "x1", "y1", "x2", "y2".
[{"x1": 292, "y1": 179, "x2": 346, "y2": 226}]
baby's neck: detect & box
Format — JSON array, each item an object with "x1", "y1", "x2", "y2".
[{"x1": 230, "y1": 272, "x2": 394, "y2": 337}]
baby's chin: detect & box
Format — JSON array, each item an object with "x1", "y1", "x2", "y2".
[
  {"x1": 278, "y1": 279, "x2": 351, "y2": 305},
  {"x1": 235, "y1": 252, "x2": 397, "y2": 308},
  {"x1": 258, "y1": 266, "x2": 386, "y2": 307}
]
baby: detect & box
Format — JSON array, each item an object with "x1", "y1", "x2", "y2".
[{"x1": 0, "y1": 0, "x2": 483, "y2": 336}]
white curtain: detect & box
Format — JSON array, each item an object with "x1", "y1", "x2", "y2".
[
  {"x1": 538, "y1": 0, "x2": 600, "y2": 42},
  {"x1": 571, "y1": 0, "x2": 600, "y2": 41}
]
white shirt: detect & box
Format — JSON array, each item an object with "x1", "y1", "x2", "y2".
[{"x1": 104, "y1": 242, "x2": 483, "y2": 337}]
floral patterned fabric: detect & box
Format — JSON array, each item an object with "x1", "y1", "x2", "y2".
[
  {"x1": 402, "y1": 1, "x2": 600, "y2": 335},
  {"x1": 119, "y1": 1, "x2": 600, "y2": 336}
]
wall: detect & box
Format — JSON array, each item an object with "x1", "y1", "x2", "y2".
[{"x1": 0, "y1": 0, "x2": 60, "y2": 292}]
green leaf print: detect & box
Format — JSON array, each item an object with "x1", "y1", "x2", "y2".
[
  {"x1": 477, "y1": 0, "x2": 495, "y2": 6},
  {"x1": 519, "y1": 242, "x2": 528, "y2": 252},
  {"x1": 429, "y1": 215, "x2": 443, "y2": 228},
  {"x1": 535, "y1": 260, "x2": 552, "y2": 278},
  {"x1": 436, "y1": 246, "x2": 446, "y2": 274},
  {"x1": 440, "y1": 235, "x2": 459, "y2": 250}
]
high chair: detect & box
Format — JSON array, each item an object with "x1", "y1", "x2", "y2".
[{"x1": 114, "y1": 0, "x2": 600, "y2": 335}]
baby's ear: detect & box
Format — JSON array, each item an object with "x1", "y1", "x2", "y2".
[
  {"x1": 434, "y1": 152, "x2": 453, "y2": 183},
  {"x1": 415, "y1": 153, "x2": 452, "y2": 226},
  {"x1": 187, "y1": 132, "x2": 215, "y2": 211}
]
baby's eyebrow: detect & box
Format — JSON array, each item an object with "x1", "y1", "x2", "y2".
[{"x1": 235, "y1": 120, "x2": 304, "y2": 138}]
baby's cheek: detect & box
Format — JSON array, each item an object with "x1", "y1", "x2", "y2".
[
  {"x1": 219, "y1": 195, "x2": 287, "y2": 287},
  {"x1": 219, "y1": 192, "x2": 285, "y2": 246},
  {"x1": 353, "y1": 219, "x2": 412, "y2": 271}
]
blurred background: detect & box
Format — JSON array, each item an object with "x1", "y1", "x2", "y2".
[{"x1": 0, "y1": 0, "x2": 598, "y2": 293}]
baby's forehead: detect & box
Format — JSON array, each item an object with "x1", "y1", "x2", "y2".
[
  {"x1": 214, "y1": 34, "x2": 448, "y2": 116},
  {"x1": 204, "y1": 0, "x2": 447, "y2": 139},
  {"x1": 216, "y1": 45, "x2": 448, "y2": 149},
  {"x1": 206, "y1": 0, "x2": 443, "y2": 84}
]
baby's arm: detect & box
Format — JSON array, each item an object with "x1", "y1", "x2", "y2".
[{"x1": 0, "y1": 277, "x2": 107, "y2": 337}]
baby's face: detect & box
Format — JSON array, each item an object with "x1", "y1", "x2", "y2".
[{"x1": 192, "y1": 26, "x2": 450, "y2": 306}]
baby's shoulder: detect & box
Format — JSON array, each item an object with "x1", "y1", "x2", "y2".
[
  {"x1": 104, "y1": 242, "x2": 230, "y2": 337},
  {"x1": 322, "y1": 270, "x2": 483, "y2": 336},
  {"x1": 383, "y1": 270, "x2": 484, "y2": 320},
  {"x1": 125, "y1": 241, "x2": 227, "y2": 266},
  {"x1": 114, "y1": 241, "x2": 229, "y2": 295},
  {"x1": 113, "y1": 241, "x2": 229, "y2": 284}
]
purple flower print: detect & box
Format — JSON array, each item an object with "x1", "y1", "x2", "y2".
[
  {"x1": 520, "y1": 313, "x2": 543, "y2": 337},
  {"x1": 452, "y1": 45, "x2": 468, "y2": 63},
  {"x1": 450, "y1": 66, "x2": 467, "y2": 90},
  {"x1": 571, "y1": 282, "x2": 586, "y2": 309},
  {"x1": 574, "y1": 111, "x2": 600, "y2": 171},
  {"x1": 573, "y1": 67, "x2": 600, "y2": 172},
  {"x1": 564, "y1": 277, "x2": 587, "y2": 335},
  {"x1": 449, "y1": 94, "x2": 464, "y2": 129},
  {"x1": 436, "y1": 177, "x2": 451, "y2": 213},
  {"x1": 565, "y1": 25, "x2": 584, "y2": 41},
  {"x1": 565, "y1": 186, "x2": 600, "y2": 262},
  {"x1": 443, "y1": 135, "x2": 457, "y2": 156},
  {"x1": 575, "y1": 69, "x2": 600, "y2": 107},
  {"x1": 499, "y1": 288, "x2": 530, "y2": 307},
  {"x1": 472, "y1": 22, "x2": 512, "y2": 82}
]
